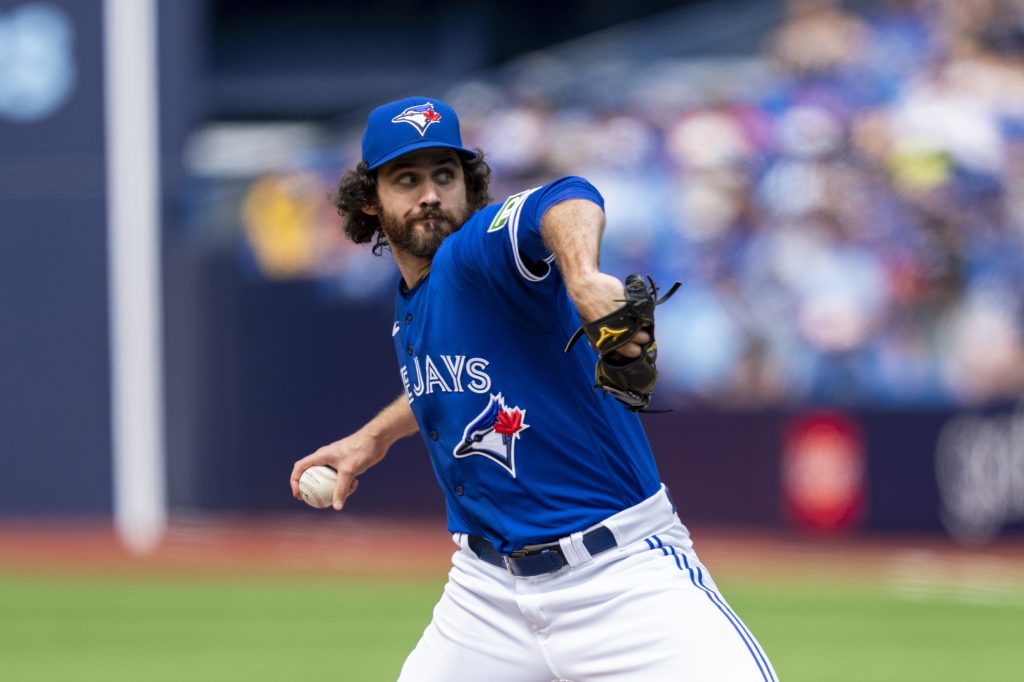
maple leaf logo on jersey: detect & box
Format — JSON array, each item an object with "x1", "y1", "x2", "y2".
[
  {"x1": 391, "y1": 102, "x2": 442, "y2": 136},
  {"x1": 453, "y1": 393, "x2": 529, "y2": 477}
]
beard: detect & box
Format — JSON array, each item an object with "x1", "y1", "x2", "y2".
[{"x1": 379, "y1": 205, "x2": 470, "y2": 260}]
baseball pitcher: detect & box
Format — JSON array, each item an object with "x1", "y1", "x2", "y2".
[{"x1": 290, "y1": 97, "x2": 777, "y2": 682}]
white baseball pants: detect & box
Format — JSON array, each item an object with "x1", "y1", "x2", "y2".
[{"x1": 397, "y1": 486, "x2": 778, "y2": 682}]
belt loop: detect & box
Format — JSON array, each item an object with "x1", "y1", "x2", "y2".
[{"x1": 558, "y1": 531, "x2": 592, "y2": 567}]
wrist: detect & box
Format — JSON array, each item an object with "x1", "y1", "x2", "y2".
[
  {"x1": 357, "y1": 423, "x2": 388, "y2": 449},
  {"x1": 564, "y1": 268, "x2": 601, "y2": 299},
  {"x1": 566, "y1": 271, "x2": 628, "y2": 322}
]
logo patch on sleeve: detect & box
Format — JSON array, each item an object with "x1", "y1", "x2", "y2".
[
  {"x1": 487, "y1": 189, "x2": 532, "y2": 232},
  {"x1": 453, "y1": 393, "x2": 529, "y2": 476}
]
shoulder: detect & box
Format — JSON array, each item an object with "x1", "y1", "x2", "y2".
[
  {"x1": 533, "y1": 176, "x2": 604, "y2": 210},
  {"x1": 439, "y1": 178, "x2": 604, "y2": 280},
  {"x1": 444, "y1": 203, "x2": 501, "y2": 247},
  {"x1": 434, "y1": 203, "x2": 498, "y2": 265},
  {"x1": 478, "y1": 177, "x2": 605, "y2": 237}
]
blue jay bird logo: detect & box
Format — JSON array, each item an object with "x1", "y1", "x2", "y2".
[
  {"x1": 454, "y1": 393, "x2": 529, "y2": 477},
  {"x1": 391, "y1": 102, "x2": 443, "y2": 136}
]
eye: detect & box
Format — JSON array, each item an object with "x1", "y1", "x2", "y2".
[
  {"x1": 396, "y1": 173, "x2": 418, "y2": 186},
  {"x1": 435, "y1": 168, "x2": 455, "y2": 184}
]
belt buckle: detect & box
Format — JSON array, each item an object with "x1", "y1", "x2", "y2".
[{"x1": 502, "y1": 547, "x2": 532, "y2": 576}]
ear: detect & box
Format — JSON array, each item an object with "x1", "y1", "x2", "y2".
[{"x1": 361, "y1": 204, "x2": 378, "y2": 216}]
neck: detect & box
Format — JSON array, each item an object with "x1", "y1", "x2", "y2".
[{"x1": 392, "y1": 249, "x2": 432, "y2": 289}]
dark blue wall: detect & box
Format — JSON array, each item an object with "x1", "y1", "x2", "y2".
[{"x1": 0, "y1": 0, "x2": 111, "y2": 514}]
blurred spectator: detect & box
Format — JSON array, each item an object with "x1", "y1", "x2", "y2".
[
  {"x1": 765, "y1": 0, "x2": 872, "y2": 77},
  {"x1": 198, "y1": 0, "x2": 1024, "y2": 408}
]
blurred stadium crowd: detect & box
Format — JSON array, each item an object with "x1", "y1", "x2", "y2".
[{"x1": 194, "y1": 0, "x2": 1024, "y2": 409}]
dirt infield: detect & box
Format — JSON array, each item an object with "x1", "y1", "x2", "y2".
[{"x1": 1, "y1": 515, "x2": 1022, "y2": 594}]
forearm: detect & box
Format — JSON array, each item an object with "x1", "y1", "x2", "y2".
[
  {"x1": 358, "y1": 394, "x2": 419, "y2": 448},
  {"x1": 541, "y1": 199, "x2": 604, "y2": 294},
  {"x1": 542, "y1": 199, "x2": 628, "y2": 322}
]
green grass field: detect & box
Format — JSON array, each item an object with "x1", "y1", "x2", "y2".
[{"x1": 1, "y1": 573, "x2": 1021, "y2": 681}]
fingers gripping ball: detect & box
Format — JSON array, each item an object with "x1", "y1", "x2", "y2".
[
  {"x1": 298, "y1": 465, "x2": 338, "y2": 509},
  {"x1": 565, "y1": 274, "x2": 681, "y2": 412}
]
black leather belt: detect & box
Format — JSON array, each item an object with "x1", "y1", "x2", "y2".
[{"x1": 468, "y1": 526, "x2": 618, "y2": 577}]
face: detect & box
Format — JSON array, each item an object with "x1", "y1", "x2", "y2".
[{"x1": 367, "y1": 148, "x2": 472, "y2": 260}]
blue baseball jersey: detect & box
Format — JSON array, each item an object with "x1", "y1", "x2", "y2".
[{"x1": 391, "y1": 176, "x2": 661, "y2": 554}]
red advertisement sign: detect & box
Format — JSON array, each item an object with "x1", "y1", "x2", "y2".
[{"x1": 782, "y1": 413, "x2": 866, "y2": 533}]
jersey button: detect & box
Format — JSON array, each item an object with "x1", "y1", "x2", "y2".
[
  {"x1": 455, "y1": 486, "x2": 464, "y2": 496},
  {"x1": 430, "y1": 431, "x2": 438, "y2": 441},
  {"x1": 407, "y1": 345, "x2": 414, "y2": 356},
  {"x1": 405, "y1": 314, "x2": 413, "y2": 323}
]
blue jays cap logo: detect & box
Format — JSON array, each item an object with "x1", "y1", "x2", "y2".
[
  {"x1": 454, "y1": 393, "x2": 529, "y2": 477},
  {"x1": 362, "y1": 96, "x2": 478, "y2": 170},
  {"x1": 391, "y1": 102, "x2": 442, "y2": 136}
]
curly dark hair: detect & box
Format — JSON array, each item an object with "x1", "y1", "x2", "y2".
[{"x1": 331, "y1": 150, "x2": 492, "y2": 256}]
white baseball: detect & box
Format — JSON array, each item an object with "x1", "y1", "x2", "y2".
[{"x1": 299, "y1": 465, "x2": 338, "y2": 509}]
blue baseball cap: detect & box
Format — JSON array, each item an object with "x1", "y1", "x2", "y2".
[{"x1": 361, "y1": 97, "x2": 479, "y2": 170}]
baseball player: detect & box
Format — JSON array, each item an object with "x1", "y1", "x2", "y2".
[{"x1": 290, "y1": 97, "x2": 777, "y2": 681}]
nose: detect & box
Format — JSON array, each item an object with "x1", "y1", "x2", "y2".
[{"x1": 419, "y1": 180, "x2": 441, "y2": 206}]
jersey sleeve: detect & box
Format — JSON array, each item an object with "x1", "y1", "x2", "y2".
[
  {"x1": 451, "y1": 175, "x2": 604, "y2": 283},
  {"x1": 500, "y1": 176, "x2": 605, "y2": 283},
  {"x1": 445, "y1": 176, "x2": 604, "y2": 327}
]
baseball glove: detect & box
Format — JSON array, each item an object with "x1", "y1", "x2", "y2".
[{"x1": 564, "y1": 274, "x2": 681, "y2": 412}]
